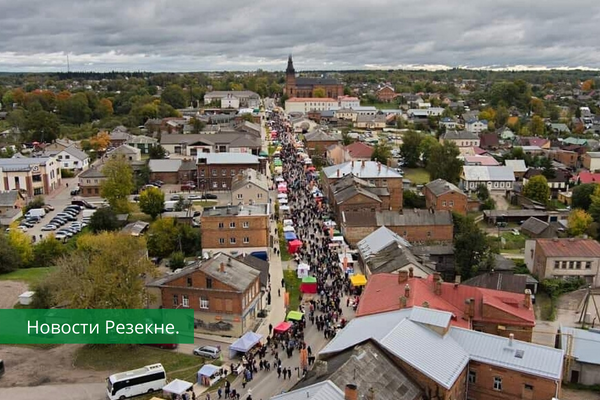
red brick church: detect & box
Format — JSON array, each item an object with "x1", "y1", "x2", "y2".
[{"x1": 284, "y1": 55, "x2": 344, "y2": 99}]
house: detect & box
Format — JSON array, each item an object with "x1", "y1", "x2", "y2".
[
  {"x1": 575, "y1": 171, "x2": 600, "y2": 185},
  {"x1": 344, "y1": 142, "x2": 373, "y2": 161},
  {"x1": 236, "y1": 254, "x2": 270, "y2": 291},
  {"x1": 424, "y1": 179, "x2": 468, "y2": 215},
  {"x1": 285, "y1": 98, "x2": 338, "y2": 114},
  {"x1": 0, "y1": 157, "x2": 61, "y2": 197},
  {"x1": 204, "y1": 91, "x2": 260, "y2": 108},
  {"x1": 127, "y1": 135, "x2": 158, "y2": 154},
  {"x1": 356, "y1": 272, "x2": 536, "y2": 341},
  {"x1": 440, "y1": 117, "x2": 458, "y2": 130},
  {"x1": 582, "y1": 152, "x2": 600, "y2": 172},
  {"x1": 147, "y1": 252, "x2": 262, "y2": 337},
  {"x1": 109, "y1": 144, "x2": 142, "y2": 162},
  {"x1": 440, "y1": 130, "x2": 480, "y2": 149},
  {"x1": 550, "y1": 149, "x2": 578, "y2": 169},
  {"x1": 523, "y1": 169, "x2": 570, "y2": 198},
  {"x1": 319, "y1": 307, "x2": 561, "y2": 400},
  {"x1": 463, "y1": 155, "x2": 500, "y2": 166},
  {"x1": 463, "y1": 271, "x2": 538, "y2": 295},
  {"x1": 109, "y1": 127, "x2": 130, "y2": 147},
  {"x1": 354, "y1": 114, "x2": 387, "y2": 130},
  {"x1": 200, "y1": 204, "x2": 269, "y2": 255},
  {"x1": 330, "y1": 174, "x2": 393, "y2": 221},
  {"x1": 160, "y1": 133, "x2": 261, "y2": 157},
  {"x1": 323, "y1": 161, "x2": 403, "y2": 212},
  {"x1": 528, "y1": 238, "x2": 600, "y2": 287},
  {"x1": 231, "y1": 169, "x2": 269, "y2": 205},
  {"x1": 303, "y1": 129, "x2": 341, "y2": 156},
  {"x1": 505, "y1": 159, "x2": 528, "y2": 180},
  {"x1": 337, "y1": 95, "x2": 360, "y2": 109},
  {"x1": 43, "y1": 138, "x2": 79, "y2": 153},
  {"x1": 334, "y1": 108, "x2": 358, "y2": 122},
  {"x1": 51, "y1": 146, "x2": 90, "y2": 171},
  {"x1": 148, "y1": 159, "x2": 183, "y2": 184},
  {"x1": 562, "y1": 137, "x2": 587, "y2": 147},
  {"x1": 519, "y1": 137, "x2": 551, "y2": 149},
  {"x1": 197, "y1": 153, "x2": 262, "y2": 191},
  {"x1": 497, "y1": 127, "x2": 516, "y2": 142},
  {"x1": 549, "y1": 123, "x2": 572, "y2": 135},
  {"x1": 479, "y1": 133, "x2": 500, "y2": 149},
  {"x1": 341, "y1": 209, "x2": 454, "y2": 246},
  {"x1": 376, "y1": 85, "x2": 397, "y2": 102},
  {"x1": 220, "y1": 93, "x2": 240, "y2": 109},
  {"x1": 0, "y1": 190, "x2": 25, "y2": 215},
  {"x1": 461, "y1": 166, "x2": 515, "y2": 193},
  {"x1": 77, "y1": 167, "x2": 106, "y2": 197},
  {"x1": 357, "y1": 226, "x2": 433, "y2": 278},
  {"x1": 520, "y1": 217, "x2": 557, "y2": 238},
  {"x1": 558, "y1": 325, "x2": 600, "y2": 385},
  {"x1": 465, "y1": 119, "x2": 488, "y2": 134}
]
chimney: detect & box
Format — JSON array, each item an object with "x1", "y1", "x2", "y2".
[
  {"x1": 378, "y1": 162, "x2": 381, "y2": 172},
  {"x1": 454, "y1": 275, "x2": 461, "y2": 284},
  {"x1": 399, "y1": 296, "x2": 407, "y2": 309},
  {"x1": 361, "y1": 160, "x2": 365, "y2": 167},
  {"x1": 404, "y1": 284, "x2": 411, "y2": 298},
  {"x1": 337, "y1": 169, "x2": 340, "y2": 177},
  {"x1": 397, "y1": 270, "x2": 409, "y2": 283},
  {"x1": 422, "y1": 301, "x2": 430, "y2": 308},
  {"x1": 524, "y1": 289, "x2": 532, "y2": 309},
  {"x1": 464, "y1": 298, "x2": 475, "y2": 319},
  {"x1": 434, "y1": 276, "x2": 442, "y2": 296},
  {"x1": 344, "y1": 384, "x2": 358, "y2": 400},
  {"x1": 219, "y1": 262, "x2": 225, "y2": 273},
  {"x1": 408, "y1": 266, "x2": 414, "y2": 278},
  {"x1": 508, "y1": 333, "x2": 514, "y2": 347}
]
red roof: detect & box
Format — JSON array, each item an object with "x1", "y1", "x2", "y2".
[
  {"x1": 344, "y1": 142, "x2": 374, "y2": 159},
  {"x1": 576, "y1": 172, "x2": 600, "y2": 184},
  {"x1": 472, "y1": 147, "x2": 489, "y2": 155},
  {"x1": 536, "y1": 238, "x2": 600, "y2": 258},
  {"x1": 356, "y1": 274, "x2": 535, "y2": 328}
]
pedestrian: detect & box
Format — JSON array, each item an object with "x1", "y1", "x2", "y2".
[
  {"x1": 206, "y1": 393, "x2": 211, "y2": 400},
  {"x1": 288, "y1": 367, "x2": 292, "y2": 379},
  {"x1": 269, "y1": 323, "x2": 273, "y2": 334},
  {"x1": 217, "y1": 386, "x2": 222, "y2": 399},
  {"x1": 277, "y1": 365, "x2": 282, "y2": 378},
  {"x1": 278, "y1": 288, "x2": 281, "y2": 297},
  {"x1": 192, "y1": 391, "x2": 196, "y2": 400},
  {"x1": 281, "y1": 278, "x2": 285, "y2": 288},
  {"x1": 242, "y1": 376, "x2": 247, "y2": 389}
]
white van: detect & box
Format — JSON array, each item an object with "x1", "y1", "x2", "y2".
[{"x1": 25, "y1": 208, "x2": 46, "y2": 219}]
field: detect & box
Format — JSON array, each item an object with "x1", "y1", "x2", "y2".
[
  {"x1": 402, "y1": 168, "x2": 431, "y2": 185},
  {"x1": 0, "y1": 267, "x2": 52, "y2": 285}
]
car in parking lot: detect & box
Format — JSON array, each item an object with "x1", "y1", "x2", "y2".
[
  {"x1": 43, "y1": 205, "x2": 55, "y2": 212},
  {"x1": 70, "y1": 188, "x2": 81, "y2": 196},
  {"x1": 26, "y1": 216, "x2": 42, "y2": 224},
  {"x1": 54, "y1": 232, "x2": 68, "y2": 241},
  {"x1": 193, "y1": 345, "x2": 221, "y2": 359},
  {"x1": 42, "y1": 224, "x2": 58, "y2": 231},
  {"x1": 170, "y1": 194, "x2": 182, "y2": 201},
  {"x1": 187, "y1": 195, "x2": 202, "y2": 200},
  {"x1": 201, "y1": 193, "x2": 218, "y2": 200},
  {"x1": 56, "y1": 229, "x2": 74, "y2": 238},
  {"x1": 19, "y1": 221, "x2": 34, "y2": 228}
]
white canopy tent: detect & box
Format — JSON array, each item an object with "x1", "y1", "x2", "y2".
[
  {"x1": 283, "y1": 225, "x2": 295, "y2": 233},
  {"x1": 162, "y1": 379, "x2": 193, "y2": 396},
  {"x1": 297, "y1": 263, "x2": 310, "y2": 278}
]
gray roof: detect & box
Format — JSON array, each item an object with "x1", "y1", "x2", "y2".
[
  {"x1": 202, "y1": 204, "x2": 269, "y2": 217},
  {"x1": 111, "y1": 144, "x2": 140, "y2": 155},
  {"x1": 442, "y1": 130, "x2": 479, "y2": 141},
  {"x1": 148, "y1": 159, "x2": 182, "y2": 173},
  {"x1": 462, "y1": 166, "x2": 515, "y2": 182},
  {"x1": 237, "y1": 254, "x2": 269, "y2": 288},
  {"x1": 304, "y1": 129, "x2": 341, "y2": 142},
  {"x1": 160, "y1": 134, "x2": 215, "y2": 146},
  {"x1": 62, "y1": 146, "x2": 89, "y2": 161},
  {"x1": 0, "y1": 190, "x2": 20, "y2": 207},
  {"x1": 78, "y1": 167, "x2": 105, "y2": 178},
  {"x1": 521, "y1": 217, "x2": 550, "y2": 235},
  {"x1": 198, "y1": 153, "x2": 259, "y2": 165},
  {"x1": 504, "y1": 159, "x2": 527, "y2": 173},
  {"x1": 271, "y1": 381, "x2": 344, "y2": 400},
  {"x1": 128, "y1": 135, "x2": 158, "y2": 144},
  {"x1": 323, "y1": 161, "x2": 402, "y2": 179},
  {"x1": 334, "y1": 185, "x2": 382, "y2": 205},
  {"x1": 0, "y1": 157, "x2": 53, "y2": 171},
  {"x1": 204, "y1": 91, "x2": 260, "y2": 99},
  {"x1": 408, "y1": 306, "x2": 453, "y2": 329},
  {"x1": 357, "y1": 226, "x2": 411, "y2": 260},
  {"x1": 586, "y1": 152, "x2": 600, "y2": 159},
  {"x1": 560, "y1": 325, "x2": 600, "y2": 365},
  {"x1": 231, "y1": 169, "x2": 268, "y2": 192},
  {"x1": 121, "y1": 221, "x2": 149, "y2": 236},
  {"x1": 463, "y1": 272, "x2": 528, "y2": 294},
  {"x1": 376, "y1": 210, "x2": 453, "y2": 226},
  {"x1": 425, "y1": 179, "x2": 463, "y2": 197}
]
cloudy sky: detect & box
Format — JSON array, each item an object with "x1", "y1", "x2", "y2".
[{"x1": 1, "y1": 0, "x2": 600, "y2": 72}]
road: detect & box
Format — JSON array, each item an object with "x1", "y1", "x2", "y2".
[{"x1": 0, "y1": 383, "x2": 107, "y2": 400}]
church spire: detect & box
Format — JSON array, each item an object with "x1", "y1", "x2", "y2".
[{"x1": 286, "y1": 54, "x2": 295, "y2": 74}]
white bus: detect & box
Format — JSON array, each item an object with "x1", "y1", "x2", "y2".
[{"x1": 106, "y1": 363, "x2": 166, "y2": 400}]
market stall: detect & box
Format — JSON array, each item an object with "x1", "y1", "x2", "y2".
[
  {"x1": 286, "y1": 310, "x2": 304, "y2": 322},
  {"x1": 350, "y1": 274, "x2": 368, "y2": 287},
  {"x1": 228, "y1": 331, "x2": 263, "y2": 359},
  {"x1": 284, "y1": 232, "x2": 297, "y2": 241},
  {"x1": 273, "y1": 321, "x2": 292, "y2": 334},
  {"x1": 288, "y1": 239, "x2": 303, "y2": 253},
  {"x1": 300, "y1": 276, "x2": 317, "y2": 293},
  {"x1": 283, "y1": 225, "x2": 295, "y2": 233},
  {"x1": 283, "y1": 219, "x2": 294, "y2": 226},
  {"x1": 297, "y1": 263, "x2": 310, "y2": 278},
  {"x1": 163, "y1": 379, "x2": 193, "y2": 398}
]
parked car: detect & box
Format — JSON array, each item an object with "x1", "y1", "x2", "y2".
[
  {"x1": 54, "y1": 233, "x2": 68, "y2": 241},
  {"x1": 26, "y1": 216, "x2": 41, "y2": 224},
  {"x1": 511, "y1": 228, "x2": 520, "y2": 236},
  {"x1": 193, "y1": 346, "x2": 221, "y2": 359},
  {"x1": 201, "y1": 193, "x2": 218, "y2": 200},
  {"x1": 170, "y1": 194, "x2": 182, "y2": 201},
  {"x1": 19, "y1": 221, "x2": 34, "y2": 229},
  {"x1": 41, "y1": 224, "x2": 58, "y2": 231},
  {"x1": 72, "y1": 199, "x2": 96, "y2": 209},
  {"x1": 43, "y1": 205, "x2": 55, "y2": 212},
  {"x1": 187, "y1": 195, "x2": 202, "y2": 200},
  {"x1": 70, "y1": 188, "x2": 81, "y2": 196}
]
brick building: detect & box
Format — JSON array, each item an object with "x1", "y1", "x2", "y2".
[
  {"x1": 284, "y1": 55, "x2": 344, "y2": 99},
  {"x1": 0, "y1": 156, "x2": 61, "y2": 197},
  {"x1": 330, "y1": 174, "x2": 396, "y2": 222},
  {"x1": 550, "y1": 149, "x2": 579, "y2": 168},
  {"x1": 77, "y1": 167, "x2": 106, "y2": 197},
  {"x1": 200, "y1": 204, "x2": 269, "y2": 254},
  {"x1": 303, "y1": 129, "x2": 341, "y2": 156},
  {"x1": 424, "y1": 179, "x2": 468, "y2": 215},
  {"x1": 147, "y1": 253, "x2": 262, "y2": 337},
  {"x1": 376, "y1": 85, "x2": 397, "y2": 102},
  {"x1": 197, "y1": 153, "x2": 262, "y2": 191}
]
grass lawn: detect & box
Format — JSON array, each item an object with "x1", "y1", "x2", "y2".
[
  {"x1": 403, "y1": 168, "x2": 431, "y2": 185},
  {"x1": 277, "y1": 222, "x2": 291, "y2": 261},
  {"x1": 0, "y1": 267, "x2": 52, "y2": 285},
  {"x1": 283, "y1": 269, "x2": 301, "y2": 311},
  {"x1": 192, "y1": 200, "x2": 218, "y2": 208},
  {"x1": 534, "y1": 291, "x2": 554, "y2": 321},
  {"x1": 500, "y1": 231, "x2": 528, "y2": 250},
  {"x1": 548, "y1": 199, "x2": 568, "y2": 210}
]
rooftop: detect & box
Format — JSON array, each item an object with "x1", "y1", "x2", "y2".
[
  {"x1": 462, "y1": 166, "x2": 515, "y2": 182},
  {"x1": 344, "y1": 142, "x2": 374, "y2": 159},
  {"x1": 286, "y1": 97, "x2": 337, "y2": 102},
  {"x1": 323, "y1": 161, "x2": 403, "y2": 179},
  {"x1": 148, "y1": 159, "x2": 182, "y2": 173},
  {"x1": 424, "y1": 179, "x2": 464, "y2": 197},
  {"x1": 441, "y1": 130, "x2": 480, "y2": 141},
  {"x1": 560, "y1": 325, "x2": 600, "y2": 365},
  {"x1": 197, "y1": 152, "x2": 260, "y2": 165},
  {"x1": 202, "y1": 204, "x2": 269, "y2": 218},
  {"x1": 536, "y1": 238, "x2": 600, "y2": 258},
  {"x1": 520, "y1": 217, "x2": 551, "y2": 235},
  {"x1": 504, "y1": 159, "x2": 528, "y2": 173},
  {"x1": 205, "y1": 90, "x2": 260, "y2": 99},
  {"x1": 357, "y1": 226, "x2": 411, "y2": 260},
  {"x1": 231, "y1": 169, "x2": 268, "y2": 192}
]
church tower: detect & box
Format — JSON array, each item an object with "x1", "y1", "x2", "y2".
[{"x1": 285, "y1": 54, "x2": 296, "y2": 97}]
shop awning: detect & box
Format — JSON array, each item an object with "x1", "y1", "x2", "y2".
[
  {"x1": 163, "y1": 379, "x2": 193, "y2": 395},
  {"x1": 198, "y1": 364, "x2": 220, "y2": 377},
  {"x1": 274, "y1": 321, "x2": 292, "y2": 333},
  {"x1": 350, "y1": 274, "x2": 368, "y2": 287},
  {"x1": 284, "y1": 232, "x2": 297, "y2": 241},
  {"x1": 287, "y1": 310, "x2": 305, "y2": 321},
  {"x1": 302, "y1": 276, "x2": 317, "y2": 284},
  {"x1": 229, "y1": 331, "x2": 262, "y2": 358}
]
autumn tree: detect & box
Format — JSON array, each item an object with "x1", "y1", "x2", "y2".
[
  {"x1": 90, "y1": 131, "x2": 111, "y2": 151},
  {"x1": 0, "y1": 234, "x2": 21, "y2": 273},
  {"x1": 581, "y1": 79, "x2": 595, "y2": 92},
  {"x1": 529, "y1": 115, "x2": 545, "y2": 137},
  {"x1": 7, "y1": 224, "x2": 33, "y2": 267},
  {"x1": 523, "y1": 175, "x2": 550, "y2": 204},
  {"x1": 139, "y1": 187, "x2": 165, "y2": 220},
  {"x1": 100, "y1": 158, "x2": 135, "y2": 214},
  {"x1": 47, "y1": 232, "x2": 157, "y2": 309},
  {"x1": 94, "y1": 98, "x2": 114, "y2": 119},
  {"x1": 568, "y1": 209, "x2": 593, "y2": 237},
  {"x1": 32, "y1": 236, "x2": 66, "y2": 268}
]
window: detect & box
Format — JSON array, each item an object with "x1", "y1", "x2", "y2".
[
  {"x1": 493, "y1": 377, "x2": 502, "y2": 391},
  {"x1": 230, "y1": 237, "x2": 236, "y2": 244},
  {"x1": 237, "y1": 194, "x2": 243, "y2": 199},
  {"x1": 63, "y1": 163, "x2": 69, "y2": 168},
  {"x1": 449, "y1": 201, "x2": 454, "y2": 207},
  {"x1": 575, "y1": 261, "x2": 581, "y2": 269},
  {"x1": 212, "y1": 182, "x2": 218, "y2": 188},
  {"x1": 172, "y1": 295, "x2": 178, "y2": 306},
  {"x1": 34, "y1": 187, "x2": 43, "y2": 195},
  {"x1": 524, "y1": 384, "x2": 533, "y2": 391},
  {"x1": 468, "y1": 370, "x2": 476, "y2": 384},
  {"x1": 14, "y1": 177, "x2": 19, "y2": 187},
  {"x1": 243, "y1": 237, "x2": 250, "y2": 244},
  {"x1": 32, "y1": 174, "x2": 42, "y2": 182},
  {"x1": 243, "y1": 221, "x2": 249, "y2": 228},
  {"x1": 427, "y1": 231, "x2": 431, "y2": 237},
  {"x1": 222, "y1": 182, "x2": 227, "y2": 189},
  {"x1": 231, "y1": 169, "x2": 236, "y2": 176},
  {"x1": 219, "y1": 238, "x2": 225, "y2": 244},
  {"x1": 212, "y1": 169, "x2": 217, "y2": 177},
  {"x1": 65, "y1": 155, "x2": 70, "y2": 159},
  {"x1": 442, "y1": 201, "x2": 447, "y2": 206},
  {"x1": 225, "y1": 299, "x2": 233, "y2": 312},
  {"x1": 586, "y1": 261, "x2": 592, "y2": 269},
  {"x1": 221, "y1": 169, "x2": 227, "y2": 177},
  {"x1": 218, "y1": 222, "x2": 224, "y2": 228},
  {"x1": 554, "y1": 261, "x2": 560, "y2": 269},
  {"x1": 199, "y1": 297, "x2": 209, "y2": 309},
  {"x1": 182, "y1": 295, "x2": 189, "y2": 308},
  {"x1": 229, "y1": 222, "x2": 236, "y2": 228},
  {"x1": 206, "y1": 278, "x2": 212, "y2": 289},
  {"x1": 257, "y1": 193, "x2": 263, "y2": 199},
  {"x1": 200, "y1": 170, "x2": 205, "y2": 177}
]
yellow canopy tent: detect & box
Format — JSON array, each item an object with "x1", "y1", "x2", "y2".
[{"x1": 350, "y1": 274, "x2": 367, "y2": 287}]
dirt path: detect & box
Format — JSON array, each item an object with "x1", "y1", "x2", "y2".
[
  {"x1": 0, "y1": 281, "x2": 27, "y2": 309},
  {"x1": 0, "y1": 344, "x2": 107, "y2": 388}
]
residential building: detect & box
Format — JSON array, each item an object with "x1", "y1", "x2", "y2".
[
  {"x1": 520, "y1": 217, "x2": 557, "y2": 238},
  {"x1": 463, "y1": 271, "x2": 538, "y2": 295},
  {"x1": 284, "y1": 55, "x2": 344, "y2": 99},
  {"x1": 50, "y1": 146, "x2": 90, "y2": 171},
  {"x1": 504, "y1": 159, "x2": 528, "y2": 180},
  {"x1": 529, "y1": 238, "x2": 600, "y2": 287},
  {"x1": 337, "y1": 95, "x2": 360, "y2": 109},
  {"x1": 523, "y1": 169, "x2": 570, "y2": 198},
  {"x1": 109, "y1": 126, "x2": 130, "y2": 147},
  {"x1": 77, "y1": 167, "x2": 106, "y2": 197},
  {"x1": 582, "y1": 152, "x2": 600, "y2": 172},
  {"x1": 558, "y1": 325, "x2": 600, "y2": 385},
  {"x1": 463, "y1": 155, "x2": 500, "y2": 166},
  {"x1": 519, "y1": 137, "x2": 551, "y2": 149},
  {"x1": 440, "y1": 117, "x2": 458, "y2": 130},
  {"x1": 303, "y1": 129, "x2": 341, "y2": 156},
  {"x1": 127, "y1": 135, "x2": 158, "y2": 154},
  {"x1": 284, "y1": 97, "x2": 338, "y2": 114},
  {"x1": 407, "y1": 108, "x2": 445, "y2": 119},
  {"x1": 354, "y1": 114, "x2": 387, "y2": 130},
  {"x1": 341, "y1": 209, "x2": 453, "y2": 246},
  {"x1": 550, "y1": 149, "x2": 578, "y2": 169},
  {"x1": 231, "y1": 169, "x2": 269, "y2": 205},
  {"x1": 497, "y1": 127, "x2": 516, "y2": 142},
  {"x1": 461, "y1": 166, "x2": 515, "y2": 192},
  {"x1": 204, "y1": 91, "x2": 260, "y2": 108},
  {"x1": 465, "y1": 119, "x2": 489, "y2": 133},
  {"x1": 440, "y1": 130, "x2": 481, "y2": 149},
  {"x1": 200, "y1": 204, "x2": 269, "y2": 254},
  {"x1": 109, "y1": 144, "x2": 142, "y2": 162},
  {"x1": 376, "y1": 85, "x2": 397, "y2": 102},
  {"x1": 334, "y1": 108, "x2": 358, "y2": 122},
  {"x1": 0, "y1": 190, "x2": 25, "y2": 215},
  {"x1": 330, "y1": 174, "x2": 396, "y2": 222},
  {"x1": 0, "y1": 157, "x2": 61, "y2": 196},
  {"x1": 319, "y1": 307, "x2": 562, "y2": 400},
  {"x1": 197, "y1": 153, "x2": 262, "y2": 191},
  {"x1": 148, "y1": 159, "x2": 184, "y2": 184},
  {"x1": 160, "y1": 133, "x2": 261, "y2": 157},
  {"x1": 479, "y1": 133, "x2": 500, "y2": 149},
  {"x1": 424, "y1": 179, "x2": 468, "y2": 215},
  {"x1": 343, "y1": 142, "x2": 373, "y2": 161},
  {"x1": 147, "y1": 253, "x2": 262, "y2": 337},
  {"x1": 357, "y1": 272, "x2": 536, "y2": 341}
]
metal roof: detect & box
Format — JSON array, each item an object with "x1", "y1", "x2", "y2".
[
  {"x1": 409, "y1": 306, "x2": 453, "y2": 329},
  {"x1": 504, "y1": 159, "x2": 527, "y2": 172},
  {"x1": 202, "y1": 204, "x2": 269, "y2": 217},
  {"x1": 462, "y1": 166, "x2": 515, "y2": 182},
  {"x1": 323, "y1": 161, "x2": 403, "y2": 179},
  {"x1": 560, "y1": 325, "x2": 600, "y2": 365},
  {"x1": 357, "y1": 226, "x2": 411, "y2": 260},
  {"x1": 536, "y1": 238, "x2": 600, "y2": 258},
  {"x1": 449, "y1": 327, "x2": 564, "y2": 380},
  {"x1": 425, "y1": 179, "x2": 463, "y2": 197},
  {"x1": 271, "y1": 380, "x2": 344, "y2": 400},
  {"x1": 198, "y1": 152, "x2": 259, "y2": 165},
  {"x1": 148, "y1": 159, "x2": 182, "y2": 173}
]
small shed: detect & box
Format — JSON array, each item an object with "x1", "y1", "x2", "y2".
[{"x1": 19, "y1": 291, "x2": 35, "y2": 306}]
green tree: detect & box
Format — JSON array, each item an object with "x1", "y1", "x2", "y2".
[
  {"x1": 30, "y1": 282, "x2": 55, "y2": 309},
  {"x1": 168, "y1": 251, "x2": 186, "y2": 271},
  {"x1": 453, "y1": 213, "x2": 492, "y2": 280},
  {"x1": 529, "y1": 115, "x2": 545, "y2": 137},
  {"x1": 190, "y1": 118, "x2": 206, "y2": 133},
  {"x1": 313, "y1": 88, "x2": 326, "y2": 98},
  {"x1": 58, "y1": 92, "x2": 92, "y2": 125},
  {"x1": 24, "y1": 196, "x2": 45, "y2": 212},
  {"x1": 149, "y1": 145, "x2": 167, "y2": 160},
  {"x1": 341, "y1": 131, "x2": 354, "y2": 146},
  {"x1": 7, "y1": 226, "x2": 33, "y2": 267},
  {"x1": 588, "y1": 185, "x2": 600, "y2": 222},
  {"x1": 523, "y1": 175, "x2": 550, "y2": 204},
  {"x1": 160, "y1": 84, "x2": 187, "y2": 109},
  {"x1": 100, "y1": 158, "x2": 135, "y2": 214},
  {"x1": 32, "y1": 236, "x2": 65, "y2": 268},
  {"x1": 426, "y1": 141, "x2": 463, "y2": 184},
  {"x1": 568, "y1": 209, "x2": 593, "y2": 237},
  {"x1": 476, "y1": 184, "x2": 490, "y2": 201},
  {"x1": 495, "y1": 106, "x2": 510, "y2": 127},
  {"x1": 540, "y1": 157, "x2": 556, "y2": 179},
  {"x1": 25, "y1": 110, "x2": 60, "y2": 142},
  {"x1": 418, "y1": 135, "x2": 438, "y2": 166},
  {"x1": 371, "y1": 141, "x2": 392, "y2": 164},
  {"x1": 241, "y1": 113, "x2": 254, "y2": 122},
  {"x1": 403, "y1": 190, "x2": 426, "y2": 208},
  {"x1": 147, "y1": 218, "x2": 179, "y2": 258},
  {"x1": 400, "y1": 131, "x2": 423, "y2": 168},
  {"x1": 0, "y1": 234, "x2": 21, "y2": 273},
  {"x1": 139, "y1": 187, "x2": 165, "y2": 220},
  {"x1": 89, "y1": 206, "x2": 120, "y2": 233},
  {"x1": 530, "y1": 98, "x2": 545, "y2": 116},
  {"x1": 572, "y1": 183, "x2": 597, "y2": 211}
]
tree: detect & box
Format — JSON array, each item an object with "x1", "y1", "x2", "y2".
[
  {"x1": 168, "y1": 251, "x2": 186, "y2": 271},
  {"x1": 30, "y1": 282, "x2": 55, "y2": 309},
  {"x1": 418, "y1": 135, "x2": 438, "y2": 166},
  {"x1": 540, "y1": 157, "x2": 556, "y2": 179},
  {"x1": 495, "y1": 106, "x2": 510, "y2": 127},
  {"x1": 426, "y1": 141, "x2": 462, "y2": 184},
  {"x1": 25, "y1": 110, "x2": 60, "y2": 142},
  {"x1": 568, "y1": 209, "x2": 593, "y2": 237},
  {"x1": 0, "y1": 234, "x2": 21, "y2": 273},
  {"x1": 241, "y1": 113, "x2": 254, "y2": 122},
  {"x1": 588, "y1": 185, "x2": 600, "y2": 223},
  {"x1": 453, "y1": 213, "x2": 492, "y2": 280},
  {"x1": 530, "y1": 115, "x2": 545, "y2": 137},
  {"x1": 58, "y1": 92, "x2": 92, "y2": 125},
  {"x1": 313, "y1": 88, "x2": 326, "y2": 98},
  {"x1": 24, "y1": 196, "x2": 45, "y2": 212},
  {"x1": 89, "y1": 207, "x2": 120, "y2": 233},
  {"x1": 47, "y1": 232, "x2": 157, "y2": 309},
  {"x1": 32, "y1": 236, "x2": 65, "y2": 268},
  {"x1": 572, "y1": 183, "x2": 597, "y2": 210},
  {"x1": 94, "y1": 98, "x2": 114, "y2": 119},
  {"x1": 7, "y1": 225, "x2": 33, "y2": 267},
  {"x1": 149, "y1": 145, "x2": 167, "y2": 159},
  {"x1": 403, "y1": 190, "x2": 426, "y2": 209},
  {"x1": 147, "y1": 218, "x2": 200, "y2": 258},
  {"x1": 161, "y1": 85, "x2": 187, "y2": 109},
  {"x1": 371, "y1": 141, "x2": 392, "y2": 164},
  {"x1": 400, "y1": 131, "x2": 423, "y2": 168},
  {"x1": 523, "y1": 175, "x2": 550, "y2": 204},
  {"x1": 530, "y1": 98, "x2": 545, "y2": 116},
  {"x1": 476, "y1": 184, "x2": 490, "y2": 201},
  {"x1": 139, "y1": 187, "x2": 165, "y2": 220},
  {"x1": 341, "y1": 131, "x2": 354, "y2": 146},
  {"x1": 190, "y1": 118, "x2": 206, "y2": 133},
  {"x1": 90, "y1": 131, "x2": 111, "y2": 151},
  {"x1": 100, "y1": 158, "x2": 135, "y2": 214}
]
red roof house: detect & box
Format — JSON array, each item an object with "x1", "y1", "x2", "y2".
[
  {"x1": 576, "y1": 172, "x2": 600, "y2": 184},
  {"x1": 344, "y1": 142, "x2": 374, "y2": 160},
  {"x1": 356, "y1": 271, "x2": 535, "y2": 341}
]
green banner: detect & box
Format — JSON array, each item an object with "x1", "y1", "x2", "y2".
[{"x1": 0, "y1": 309, "x2": 195, "y2": 344}]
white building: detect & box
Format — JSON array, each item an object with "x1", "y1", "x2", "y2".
[
  {"x1": 53, "y1": 146, "x2": 90, "y2": 171},
  {"x1": 285, "y1": 98, "x2": 338, "y2": 114},
  {"x1": 338, "y1": 96, "x2": 360, "y2": 109},
  {"x1": 0, "y1": 156, "x2": 61, "y2": 196},
  {"x1": 461, "y1": 166, "x2": 515, "y2": 192},
  {"x1": 204, "y1": 91, "x2": 260, "y2": 108},
  {"x1": 221, "y1": 94, "x2": 240, "y2": 109},
  {"x1": 465, "y1": 119, "x2": 489, "y2": 134},
  {"x1": 408, "y1": 108, "x2": 445, "y2": 118}
]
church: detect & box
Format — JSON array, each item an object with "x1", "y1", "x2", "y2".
[{"x1": 284, "y1": 55, "x2": 344, "y2": 99}]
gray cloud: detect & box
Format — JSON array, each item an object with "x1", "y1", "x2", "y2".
[{"x1": 0, "y1": 0, "x2": 599, "y2": 71}]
